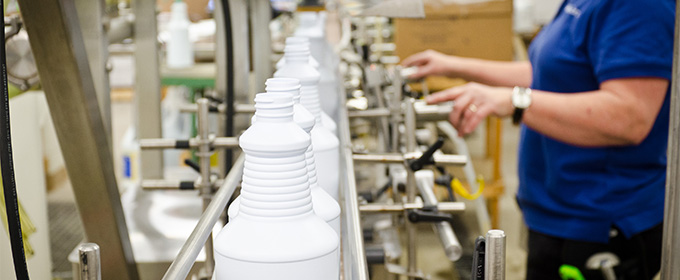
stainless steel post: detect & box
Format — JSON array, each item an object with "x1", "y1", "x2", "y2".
[
  {"x1": 17, "y1": 0, "x2": 139, "y2": 278},
  {"x1": 214, "y1": 0, "x2": 228, "y2": 177},
  {"x1": 196, "y1": 99, "x2": 215, "y2": 275},
  {"x1": 249, "y1": 0, "x2": 272, "y2": 93},
  {"x1": 485, "y1": 230, "x2": 506, "y2": 280},
  {"x1": 661, "y1": 2, "x2": 680, "y2": 278},
  {"x1": 133, "y1": 0, "x2": 164, "y2": 179},
  {"x1": 163, "y1": 154, "x2": 245, "y2": 280},
  {"x1": 404, "y1": 98, "x2": 418, "y2": 280},
  {"x1": 415, "y1": 172, "x2": 463, "y2": 261},
  {"x1": 74, "y1": 0, "x2": 112, "y2": 137},
  {"x1": 78, "y1": 243, "x2": 102, "y2": 280}
]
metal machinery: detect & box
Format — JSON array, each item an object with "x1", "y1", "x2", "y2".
[{"x1": 6, "y1": 0, "x2": 680, "y2": 280}]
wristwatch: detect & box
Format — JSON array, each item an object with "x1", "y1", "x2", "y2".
[{"x1": 511, "y1": 86, "x2": 532, "y2": 125}]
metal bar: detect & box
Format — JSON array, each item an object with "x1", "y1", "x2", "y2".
[
  {"x1": 352, "y1": 153, "x2": 467, "y2": 166},
  {"x1": 17, "y1": 0, "x2": 139, "y2": 278},
  {"x1": 133, "y1": 0, "x2": 164, "y2": 179},
  {"x1": 661, "y1": 2, "x2": 680, "y2": 278},
  {"x1": 74, "y1": 0, "x2": 112, "y2": 137},
  {"x1": 359, "y1": 202, "x2": 465, "y2": 213},
  {"x1": 213, "y1": 0, "x2": 228, "y2": 177},
  {"x1": 339, "y1": 85, "x2": 370, "y2": 280},
  {"x1": 196, "y1": 99, "x2": 215, "y2": 275},
  {"x1": 404, "y1": 98, "x2": 418, "y2": 280},
  {"x1": 485, "y1": 230, "x2": 506, "y2": 280},
  {"x1": 179, "y1": 103, "x2": 254, "y2": 114},
  {"x1": 77, "y1": 243, "x2": 102, "y2": 280},
  {"x1": 139, "y1": 137, "x2": 239, "y2": 150},
  {"x1": 415, "y1": 172, "x2": 463, "y2": 261},
  {"x1": 162, "y1": 153, "x2": 245, "y2": 280},
  {"x1": 249, "y1": 0, "x2": 272, "y2": 93},
  {"x1": 347, "y1": 104, "x2": 451, "y2": 121}
]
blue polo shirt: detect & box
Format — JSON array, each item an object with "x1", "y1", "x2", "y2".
[{"x1": 519, "y1": 0, "x2": 674, "y2": 243}]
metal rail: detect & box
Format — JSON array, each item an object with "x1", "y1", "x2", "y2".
[
  {"x1": 359, "y1": 201, "x2": 465, "y2": 213},
  {"x1": 661, "y1": 1, "x2": 680, "y2": 278},
  {"x1": 162, "y1": 153, "x2": 245, "y2": 280},
  {"x1": 139, "y1": 137, "x2": 239, "y2": 150},
  {"x1": 352, "y1": 153, "x2": 467, "y2": 166},
  {"x1": 339, "y1": 88, "x2": 371, "y2": 280}
]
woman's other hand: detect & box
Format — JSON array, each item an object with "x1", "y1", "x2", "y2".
[
  {"x1": 401, "y1": 49, "x2": 459, "y2": 80},
  {"x1": 426, "y1": 82, "x2": 514, "y2": 136}
]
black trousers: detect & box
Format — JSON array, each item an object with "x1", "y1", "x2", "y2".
[{"x1": 526, "y1": 223, "x2": 662, "y2": 280}]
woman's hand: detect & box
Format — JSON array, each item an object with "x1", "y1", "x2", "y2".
[
  {"x1": 426, "y1": 82, "x2": 514, "y2": 136},
  {"x1": 401, "y1": 49, "x2": 460, "y2": 79}
]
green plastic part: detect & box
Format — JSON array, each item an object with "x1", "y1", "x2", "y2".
[{"x1": 559, "y1": 265, "x2": 586, "y2": 280}]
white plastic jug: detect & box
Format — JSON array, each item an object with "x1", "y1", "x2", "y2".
[{"x1": 214, "y1": 92, "x2": 339, "y2": 280}]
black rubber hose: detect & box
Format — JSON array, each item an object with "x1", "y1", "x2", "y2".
[
  {"x1": 1, "y1": 3, "x2": 31, "y2": 278},
  {"x1": 222, "y1": 0, "x2": 235, "y2": 175}
]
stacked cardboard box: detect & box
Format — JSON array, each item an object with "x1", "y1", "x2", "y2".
[{"x1": 395, "y1": 0, "x2": 514, "y2": 91}]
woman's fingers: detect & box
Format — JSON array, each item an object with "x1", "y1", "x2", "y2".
[
  {"x1": 460, "y1": 104, "x2": 492, "y2": 135},
  {"x1": 450, "y1": 94, "x2": 473, "y2": 128},
  {"x1": 401, "y1": 51, "x2": 431, "y2": 67},
  {"x1": 425, "y1": 86, "x2": 465, "y2": 104}
]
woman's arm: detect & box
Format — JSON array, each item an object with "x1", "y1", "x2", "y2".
[
  {"x1": 401, "y1": 49, "x2": 533, "y2": 88},
  {"x1": 426, "y1": 77, "x2": 668, "y2": 147}
]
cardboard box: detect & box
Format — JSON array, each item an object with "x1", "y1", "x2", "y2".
[{"x1": 395, "y1": 0, "x2": 513, "y2": 91}]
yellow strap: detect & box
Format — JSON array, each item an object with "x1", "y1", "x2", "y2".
[{"x1": 451, "y1": 175, "x2": 484, "y2": 200}]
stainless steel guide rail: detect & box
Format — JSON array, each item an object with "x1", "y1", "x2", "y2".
[
  {"x1": 161, "y1": 154, "x2": 245, "y2": 280},
  {"x1": 339, "y1": 89, "x2": 372, "y2": 280}
]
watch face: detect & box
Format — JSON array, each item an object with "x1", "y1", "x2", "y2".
[{"x1": 513, "y1": 88, "x2": 532, "y2": 109}]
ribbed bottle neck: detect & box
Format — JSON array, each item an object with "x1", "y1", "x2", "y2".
[
  {"x1": 239, "y1": 154, "x2": 313, "y2": 218},
  {"x1": 300, "y1": 85, "x2": 323, "y2": 123},
  {"x1": 253, "y1": 93, "x2": 295, "y2": 123},
  {"x1": 305, "y1": 145, "x2": 320, "y2": 190},
  {"x1": 284, "y1": 52, "x2": 310, "y2": 64}
]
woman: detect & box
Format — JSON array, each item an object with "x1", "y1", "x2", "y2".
[{"x1": 402, "y1": 0, "x2": 674, "y2": 279}]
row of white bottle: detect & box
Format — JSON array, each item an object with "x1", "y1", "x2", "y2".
[
  {"x1": 214, "y1": 11, "x2": 343, "y2": 279},
  {"x1": 214, "y1": 88, "x2": 339, "y2": 279}
]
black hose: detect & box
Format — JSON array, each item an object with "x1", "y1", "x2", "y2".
[
  {"x1": 221, "y1": 0, "x2": 235, "y2": 175},
  {"x1": 1, "y1": 2, "x2": 31, "y2": 278}
]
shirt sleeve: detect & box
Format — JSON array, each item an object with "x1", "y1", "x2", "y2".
[{"x1": 587, "y1": 0, "x2": 675, "y2": 83}]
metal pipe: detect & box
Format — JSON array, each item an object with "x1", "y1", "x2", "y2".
[
  {"x1": 404, "y1": 98, "x2": 418, "y2": 280},
  {"x1": 196, "y1": 99, "x2": 215, "y2": 275},
  {"x1": 162, "y1": 154, "x2": 244, "y2": 280},
  {"x1": 77, "y1": 243, "x2": 102, "y2": 280},
  {"x1": 352, "y1": 153, "x2": 467, "y2": 166},
  {"x1": 485, "y1": 230, "x2": 506, "y2": 280},
  {"x1": 178, "y1": 103, "x2": 255, "y2": 114},
  {"x1": 661, "y1": 1, "x2": 680, "y2": 278},
  {"x1": 139, "y1": 137, "x2": 239, "y2": 150},
  {"x1": 347, "y1": 104, "x2": 451, "y2": 121},
  {"x1": 415, "y1": 171, "x2": 463, "y2": 261},
  {"x1": 359, "y1": 202, "x2": 465, "y2": 213}
]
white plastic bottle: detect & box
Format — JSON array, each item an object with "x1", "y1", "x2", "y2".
[
  {"x1": 166, "y1": 0, "x2": 194, "y2": 69},
  {"x1": 214, "y1": 92, "x2": 339, "y2": 280},
  {"x1": 228, "y1": 78, "x2": 341, "y2": 233},
  {"x1": 276, "y1": 37, "x2": 320, "y2": 70},
  {"x1": 274, "y1": 45, "x2": 341, "y2": 201},
  {"x1": 277, "y1": 42, "x2": 337, "y2": 134},
  {"x1": 295, "y1": 12, "x2": 340, "y2": 120}
]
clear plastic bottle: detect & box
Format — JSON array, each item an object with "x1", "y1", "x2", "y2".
[
  {"x1": 274, "y1": 45, "x2": 341, "y2": 201},
  {"x1": 166, "y1": 0, "x2": 194, "y2": 69},
  {"x1": 214, "y1": 92, "x2": 339, "y2": 280},
  {"x1": 228, "y1": 78, "x2": 341, "y2": 233}
]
